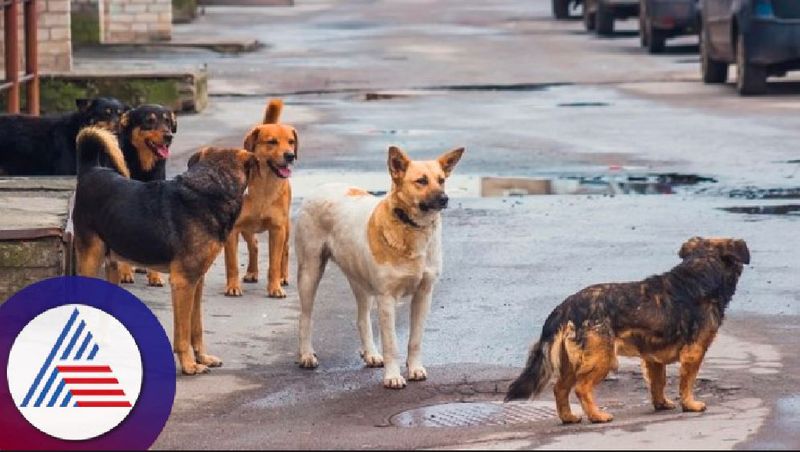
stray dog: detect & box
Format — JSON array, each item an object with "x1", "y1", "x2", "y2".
[
  {"x1": 505, "y1": 237, "x2": 750, "y2": 423},
  {"x1": 0, "y1": 97, "x2": 128, "y2": 175},
  {"x1": 295, "y1": 146, "x2": 464, "y2": 388},
  {"x1": 114, "y1": 104, "x2": 178, "y2": 287},
  {"x1": 72, "y1": 127, "x2": 258, "y2": 375},
  {"x1": 224, "y1": 99, "x2": 296, "y2": 298}
]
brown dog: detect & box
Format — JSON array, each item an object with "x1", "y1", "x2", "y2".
[
  {"x1": 72, "y1": 127, "x2": 258, "y2": 375},
  {"x1": 224, "y1": 99, "x2": 297, "y2": 298},
  {"x1": 506, "y1": 237, "x2": 749, "y2": 423}
]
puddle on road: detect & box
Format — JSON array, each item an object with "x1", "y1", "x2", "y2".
[
  {"x1": 291, "y1": 172, "x2": 715, "y2": 198},
  {"x1": 727, "y1": 187, "x2": 800, "y2": 200},
  {"x1": 720, "y1": 205, "x2": 800, "y2": 216}
]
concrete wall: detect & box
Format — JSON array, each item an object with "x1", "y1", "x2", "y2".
[
  {"x1": 0, "y1": 0, "x2": 73, "y2": 74},
  {"x1": 101, "y1": 0, "x2": 172, "y2": 43}
]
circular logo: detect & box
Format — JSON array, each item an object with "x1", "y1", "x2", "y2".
[
  {"x1": 0, "y1": 277, "x2": 175, "y2": 450},
  {"x1": 8, "y1": 305, "x2": 143, "y2": 440}
]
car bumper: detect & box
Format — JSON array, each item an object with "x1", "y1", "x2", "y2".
[
  {"x1": 746, "y1": 18, "x2": 800, "y2": 66},
  {"x1": 647, "y1": 0, "x2": 698, "y2": 31}
]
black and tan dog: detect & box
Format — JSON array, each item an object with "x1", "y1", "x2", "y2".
[
  {"x1": 224, "y1": 99, "x2": 297, "y2": 298},
  {"x1": 0, "y1": 97, "x2": 128, "y2": 175},
  {"x1": 113, "y1": 104, "x2": 178, "y2": 287},
  {"x1": 73, "y1": 127, "x2": 258, "y2": 375},
  {"x1": 506, "y1": 237, "x2": 749, "y2": 423}
]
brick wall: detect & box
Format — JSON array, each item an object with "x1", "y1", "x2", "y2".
[
  {"x1": 101, "y1": 0, "x2": 172, "y2": 43},
  {"x1": 0, "y1": 0, "x2": 73, "y2": 73}
]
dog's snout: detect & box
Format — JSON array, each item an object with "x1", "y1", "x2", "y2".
[
  {"x1": 437, "y1": 193, "x2": 449, "y2": 209},
  {"x1": 284, "y1": 152, "x2": 296, "y2": 163},
  {"x1": 164, "y1": 132, "x2": 173, "y2": 145}
]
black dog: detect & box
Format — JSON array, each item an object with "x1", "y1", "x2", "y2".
[
  {"x1": 72, "y1": 127, "x2": 258, "y2": 375},
  {"x1": 112, "y1": 104, "x2": 178, "y2": 286},
  {"x1": 118, "y1": 104, "x2": 177, "y2": 182},
  {"x1": 0, "y1": 97, "x2": 128, "y2": 175}
]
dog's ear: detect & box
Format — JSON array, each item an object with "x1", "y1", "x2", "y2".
[
  {"x1": 120, "y1": 111, "x2": 130, "y2": 130},
  {"x1": 723, "y1": 239, "x2": 750, "y2": 265},
  {"x1": 388, "y1": 146, "x2": 411, "y2": 181},
  {"x1": 170, "y1": 112, "x2": 178, "y2": 134},
  {"x1": 247, "y1": 153, "x2": 261, "y2": 179},
  {"x1": 187, "y1": 148, "x2": 207, "y2": 168},
  {"x1": 679, "y1": 236, "x2": 704, "y2": 259},
  {"x1": 291, "y1": 127, "x2": 299, "y2": 160},
  {"x1": 76, "y1": 98, "x2": 91, "y2": 112},
  {"x1": 243, "y1": 128, "x2": 259, "y2": 152},
  {"x1": 437, "y1": 147, "x2": 465, "y2": 177}
]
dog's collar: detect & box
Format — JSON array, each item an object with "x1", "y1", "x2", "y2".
[{"x1": 393, "y1": 207, "x2": 422, "y2": 229}]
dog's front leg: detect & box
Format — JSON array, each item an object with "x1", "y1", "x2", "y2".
[
  {"x1": 407, "y1": 277, "x2": 434, "y2": 381},
  {"x1": 378, "y1": 295, "x2": 406, "y2": 389},
  {"x1": 267, "y1": 224, "x2": 288, "y2": 298},
  {"x1": 679, "y1": 344, "x2": 709, "y2": 412},
  {"x1": 170, "y1": 273, "x2": 206, "y2": 375},
  {"x1": 224, "y1": 230, "x2": 243, "y2": 296},
  {"x1": 191, "y1": 275, "x2": 222, "y2": 369}
]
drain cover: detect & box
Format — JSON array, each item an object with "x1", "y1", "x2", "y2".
[{"x1": 390, "y1": 401, "x2": 564, "y2": 428}]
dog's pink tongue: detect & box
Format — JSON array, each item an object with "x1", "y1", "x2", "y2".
[
  {"x1": 156, "y1": 144, "x2": 170, "y2": 159},
  {"x1": 278, "y1": 166, "x2": 292, "y2": 178}
]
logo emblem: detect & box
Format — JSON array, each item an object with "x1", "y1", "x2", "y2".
[
  {"x1": 0, "y1": 276, "x2": 175, "y2": 450},
  {"x1": 8, "y1": 305, "x2": 142, "y2": 440}
]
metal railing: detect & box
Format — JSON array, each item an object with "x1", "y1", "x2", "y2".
[{"x1": 1, "y1": 0, "x2": 39, "y2": 114}]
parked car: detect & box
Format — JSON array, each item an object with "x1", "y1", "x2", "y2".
[
  {"x1": 638, "y1": 0, "x2": 700, "y2": 53},
  {"x1": 701, "y1": 0, "x2": 800, "y2": 95},
  {"x1": 552, "y1": 0, "x2": 583, "y2": 19},
  {"x1": 583, "y1": 0, "x2": 640, "y2": 35}
]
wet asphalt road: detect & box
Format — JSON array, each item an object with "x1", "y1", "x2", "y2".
[{"x1": 73, "y1": 0, "x2": 800, "y2": 449}]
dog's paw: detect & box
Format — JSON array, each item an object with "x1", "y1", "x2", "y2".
[
  {"x1": 360, "y1": 351, "x2": 384, "y2": 368},
  {"x1": 560, "y1": 413, "x2": 582, "y2": 424},
  {"x1": 242, "y1": 273, "x2": 258, "y2": 283},
  {"x1": 196, "y1": 353, "x2": 223, "y2": 368},
  {"x1": 281, "y1": 278, "x2": 290, "y2": 287},
  {"x1": 298, "y1": 353, "x2": 319, "y2": 369},
  {"x1": 181, "y1": 362, "x2": 210, "y2": 376},
  {"x1": 147, "y1": 274, "x2": 165, "y2": 287},
  {"x1": 588, "y1": 411, "x2": 614, "y2": 423},
  {"x1": 654, "y1": 399, "x2": 677, "y2": 411},
  {"x1": 225, "y1": 285, "x2": 243, "y2": 297},
  {"x1": 119, "y1": 272, "x2": 135, "y2": 284},
  {"x1": 682, "y1": 400, "x2": 706, "y2": 412},
  {"x1": 268, "y1": 285, "x2": 287, "y2": 298},
  {"x1": 407, "y1": 366, "x2": 428, "y2": 381},
  {"x1": 383, "y1": 374, "x2": 407, "y2": 389}
]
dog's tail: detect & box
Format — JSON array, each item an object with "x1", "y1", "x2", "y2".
[
  {"x1": 505, "y1": 307, "x2": 570, "y2": 402},
  {"x1": 76, "y1": 127, "x2": 130, "y2": 178},
  {"x1": 263, "y1": 98, "x2": 283, "y2": 124}
]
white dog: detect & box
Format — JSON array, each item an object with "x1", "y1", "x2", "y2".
[{"x1": 294, "y1": 146, "x2": 464, "y2": 388}]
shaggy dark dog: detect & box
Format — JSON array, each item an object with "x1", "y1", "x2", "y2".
[
  {"x1": 0, "y1": 97, "x2": 128, "y2": 175},
  {"x1": 506, "y1": 237, "x2": 749, "y2": 424},
  {"x1": 72, "y1": 127, "x2": 259, "y2": 376}
]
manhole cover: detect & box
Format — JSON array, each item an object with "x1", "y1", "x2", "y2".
[{"x1": 390, "y1": 401, "x2": 567, "y2": 428}]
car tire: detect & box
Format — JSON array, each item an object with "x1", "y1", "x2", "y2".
[
  {"x1": 639, "y1": 2, "x2": 648, "y2": 47},
  {"x1": 700, "y1": 27, "x2": 728, "y2": 83},
  {"x1": 596, "y1": 1, "x2": 614, "y2": 36},
  {"x1": 553, "y1": 0, "x2": 570, "y2": 19},
  {"x1": 647, "y1": 23, "x2": 666, "y2": 53},
  {"x1": 735, "y1": 33, "x2": 767, "y2": 95},
  {"x1": 583, "y1": 1, "x2": 596, "y2": 31}
]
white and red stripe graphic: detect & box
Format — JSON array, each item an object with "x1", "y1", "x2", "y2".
[{"x1": 57, "y1": 365, "x2": 131, "y2": 408}]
